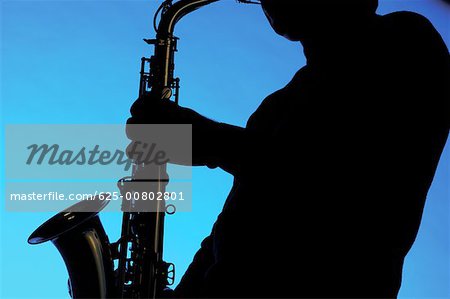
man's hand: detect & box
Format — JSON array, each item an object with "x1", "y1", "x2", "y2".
[
  {"x1": 126, "y1": 93, "x2": 220, "y2": 167},
  {"x1": 126, "y1": 93, "x2": 249, "y2": 173},
  {"x1": 127, "y1": 93, "x2": 206, "y2": 126}
]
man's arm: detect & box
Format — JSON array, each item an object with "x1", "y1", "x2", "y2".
[
  {"x1": 126, "y1": 96, "x2": 269, "y2": 178},
  {"x1": 193, "y1": 121, "x2": 265, "y2": 177}
]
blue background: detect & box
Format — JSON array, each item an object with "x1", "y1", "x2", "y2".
[{"x1": 1, "y1": 0, "x2": 449, "y2": 298}]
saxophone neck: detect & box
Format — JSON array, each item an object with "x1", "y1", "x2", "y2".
[
  {"x1": 157, "y1": 0, "x2": 219, "y2": 38},
  {"x1": 143, "y1": 0, "x2": 219, "y2": 99}
]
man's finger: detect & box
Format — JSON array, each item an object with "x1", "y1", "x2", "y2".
[{"x1": 126, "y1": 117, "x2": 148, "y2": 141}]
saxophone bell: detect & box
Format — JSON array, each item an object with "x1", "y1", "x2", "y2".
[{"x1": 28, "y1": 197, "x2": 115, "y2": 298}]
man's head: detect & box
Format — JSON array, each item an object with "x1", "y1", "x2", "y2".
[{"x1": 260, "y1": 0, "x2": 378, "y2": 41}]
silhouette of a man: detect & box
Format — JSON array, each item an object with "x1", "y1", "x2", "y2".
[{"x1": 127, "y1": 0, "x2": 449, "y2": 297}]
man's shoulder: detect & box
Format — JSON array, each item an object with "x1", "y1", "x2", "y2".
[
  {"x1": 378, "y1": 11, "x2": 443, "y2": 44},
  {"x1": 377, "y1": 11, "x2": 448, "y2": 75},
  {"x1": 380, "y1": 11, "x2": 432, "y2": 26},
  {"x1": 245, "y1": 88, "x2": 286, "y2": 130},
  {"x1": 261, "y1": 67, "x2": 309, "y2": 106},
  {"x1": 379, "y1": 11, "x2": 450, "y2": 128},
  {"x1": 245, "y1": 67, "x2": 308, "y2": 129}
]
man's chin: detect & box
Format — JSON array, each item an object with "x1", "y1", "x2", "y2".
[
  {"x1": 282, "y1": 33, "x2": 304, "y2": 41},
  {"x1": 276, "y1": 29, "x2": 305, "y2": 41},
  {"x1": 272, "y1": 25, "x2": 305, "y2": 41}
]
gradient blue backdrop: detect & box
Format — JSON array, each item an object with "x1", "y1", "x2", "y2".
[{"x1": 1, "y1": 0, "x2": 449, "y2": 298}]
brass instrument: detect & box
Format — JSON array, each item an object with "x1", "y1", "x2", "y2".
[{"x1": 28, "y1": 0, "x2": 259, "y2": 298}]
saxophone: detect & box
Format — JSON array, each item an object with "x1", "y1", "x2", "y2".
[{"x1": 28, "y1": 0, "x2": 259, "y2": 298}]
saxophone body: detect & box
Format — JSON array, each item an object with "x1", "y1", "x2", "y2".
[
  {"x1": 28, "y1": 0, "x2": 259, "y2": 297},
  {"x1": 28, "y1": 1, "x2": 218, "y2": 298}
]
